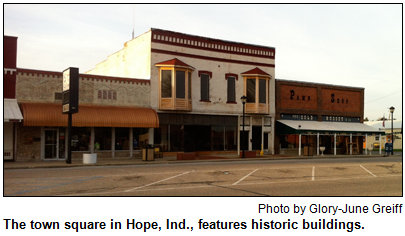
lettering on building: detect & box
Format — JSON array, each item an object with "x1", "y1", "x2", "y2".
[
  {"x1": 290, "y1": 90, "x2": 310, "y2": 101},
  {"x1": 331, "y1": 94, "x2": 349, "y2": 104}
]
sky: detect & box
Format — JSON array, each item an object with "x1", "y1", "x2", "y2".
[{"x1": 3, "y1": 4, "x2": 403, "y2": 121}]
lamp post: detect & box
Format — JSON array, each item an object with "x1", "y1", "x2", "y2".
[
  {"x1": 241, "y1": 95, "x2": 247, "y2": 158},
  {"x1": 389, "y1": 106, "x2": 395, "y2": 155}
]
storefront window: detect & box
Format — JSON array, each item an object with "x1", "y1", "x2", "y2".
[
  {"x1": 115, "y1": 128, "x2": 129, "y2": 150},
  {"x1": 95, "y1": 127, "x2": 111, "y2": 151},
  {"x1": 225, "y1": 126, "x2": 237, "y2": 150},
  {"x1": 71, "y1": 127, "x2": 91, "y2": 151},
  {"x1": 154, "y1": 125, "x2": 168, "y2": 151},
  {"x1": 170, "y1": 125, "x2": 184, "y2": 152},
  {"x1": 212, "y1": 126, "x2": 224, "y2": 151},
  {"x1": 134, "y1": 128, "x2": 149, "y2": 149}
]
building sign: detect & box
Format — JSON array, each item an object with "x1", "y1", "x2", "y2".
[
  {"x1": 321, "y1": 89, "x2": 361, "y2": 113},
  {"x1": 63, "y1": 69, "x2": 70, "y2": 92},
  {"x1": 62, "y1": 67, "x2": 79, "y2": 114},
  {"x1": 280, "y1": 85, "x2": 317, "y2": 110},
  {"x1": 281, "y1": 114, "x2": 318, "y2": 121},
  {"x1": 322, "y1": 116, "x2": 360, "y2": 123}
]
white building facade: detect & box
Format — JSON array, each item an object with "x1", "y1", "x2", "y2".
[{"x1": 87, "y1": 28, "x2": 276, "y2": 154}]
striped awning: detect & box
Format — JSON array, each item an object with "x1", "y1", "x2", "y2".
[
  {"x1": 20, "y1": 103, "x2": 159, "y2": 128},
  {"x1": 4, "y1": 99, "x2": 23, "y2": 122}
]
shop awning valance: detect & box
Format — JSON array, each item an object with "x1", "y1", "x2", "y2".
[
  {"x1": 4, "y1": 99, "x2": 23, "y2": 122},
  {"x1": 276, "y1": 120, "x2": 384, "y2": 135},
  {"x1": 20, "y1": 103, "x2": 159, "y2": 128}
]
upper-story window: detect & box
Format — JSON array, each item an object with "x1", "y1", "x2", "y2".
[
  {"x1": 246, "y1": 78, "x2": 256, "y2": 103},
  {"x1": 198, "y1": 71, "x2": 212, "y2": 102},
  {"x1": 161, "y1": 70, "x2": 172, "y2": 98},
  {"x1": 226, "y1": 73, "x2": 238, "y2": 103},
  {"x1": 156, "y1": 58, "x2": 194, "y2": 111},
  {"x1": 242, "y1": 67, "x2": 272, "y2": 114},
  {"x1": 201, "y1": 74, "x2": 210, "y2": 101}
]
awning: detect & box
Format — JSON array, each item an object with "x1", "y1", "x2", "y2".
[
  {"x1": 4, "y1": 99, "x2": 23, "y2": 122},
  {"x1": 20, "y1": 103, "x2": 159, "y2": 128},
  {"x1": 276, "y1": 120, "x2": 384, "y2": 135}
]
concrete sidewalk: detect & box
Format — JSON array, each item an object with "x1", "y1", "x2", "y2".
[{"x1": 3, "y1": 153, "x2": 391, "y2": 170}]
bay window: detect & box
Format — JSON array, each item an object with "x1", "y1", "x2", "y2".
[{"x1": 156, "y1": 58, "x2": 194, "y2": 111}]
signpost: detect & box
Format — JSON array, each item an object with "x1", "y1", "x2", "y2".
[{"x1": 62, "y1": 67, "x2": 79, "y2": 164}]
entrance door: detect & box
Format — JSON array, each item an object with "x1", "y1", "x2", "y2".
[
  {"x1": 44, "y1": 129, "x2": 58, "y2": 159},
  {"x1": 252, "y1": 126, "x2": 262, "y2": 150},
  {"x1": 240, "y1": 131, "x2": 249, "y2": 151}
]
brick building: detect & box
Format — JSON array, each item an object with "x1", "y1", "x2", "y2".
[
  {"x1": 3, "y1": 36, "x2": 23, "y2": 161},
  {"x1": 275, "y1": 79, "x2": 383, "y2": 155}
]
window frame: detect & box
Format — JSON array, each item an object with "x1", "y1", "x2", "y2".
[
  {"x1": 157, "y1": 66, "x2": 193, "y2": 110},
  {"x1": 242, "y1": 75, "x2": 270, "y2": 114},
  {"x1": 226, "y1": 73, "x2": 238, "y2": 104},
  {"x1": 199, "y1": 72, "x2": 211, "y2": 102},
  {"x1": 227, "y1": 76, "x2": 236, "y2": 103}
]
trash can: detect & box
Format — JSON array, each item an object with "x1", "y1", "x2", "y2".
[
  {"x1": 384, "y1": 143, "x2": 393, "y2": 156},
  {"x1": 303, "y1": 146, "x2": 309, "y2": 156},
  {"x1": 142, "y1": 144, "x2": 154, "y2": 161},
  {"x1": 308, "y1": 144, "x2": 314, "y2": 156}
]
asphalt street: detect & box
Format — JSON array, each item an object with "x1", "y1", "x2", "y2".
[{"x1": 4, "y1": 156, "x2": 402, "y2": 196}]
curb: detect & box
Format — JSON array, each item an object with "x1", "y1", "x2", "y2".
[{"x1": 3, "y1": 154, "x2": 391, "y2": 170}]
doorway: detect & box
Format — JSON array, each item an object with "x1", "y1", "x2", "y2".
[
  {"x1": 44, "y1": 128, "x2": 65, "y2": 159},
  {"x1": 252, "y1": 126, "x2": 262, "y2": 150}
]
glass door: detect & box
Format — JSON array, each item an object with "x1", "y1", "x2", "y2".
[{"x1": 44, "y1": 129, "x2": 58, "y2": 159}]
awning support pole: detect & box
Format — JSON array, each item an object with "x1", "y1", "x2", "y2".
[
  {"x1": 379, "y1": 134, "x2": 382, "y2": 154},
  {"x1": 90, "y1": 127, "x2": 95, "y2": 154},
  {"x1": 350, "y1": 133, "x2": 352, "y2": 155},
  {"x1": 317, "y1": 133, "x2": 319, "y2": 155},
  {"x1": 334, "y1": 133, "x2": 337, "y2": 155},
  {"x1": 365, "y1": 134, "x2": 368, "y2": 155},
  {"x1": 112, "y1": 127, "x2": 115, "y2": 158},
  {"x1": 129, "y1": 128, "x2": 133, "y2": 158},
  {"x1": 299, "y1": 134, "x2": 302, "y2": 156}
]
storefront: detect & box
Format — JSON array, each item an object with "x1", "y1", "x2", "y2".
[
  {"x1": 276, "y1": 119, "x2": 384, "y2": 156},
  {"x1": 17, "y1": 103, "x2": 159, "y2": 160},
  {"x1": 154, "y1": 113, "x2": 238, "y2": 152},
  {"x1": 3, "y1": 99, "x2": 23, "y2": 160}
]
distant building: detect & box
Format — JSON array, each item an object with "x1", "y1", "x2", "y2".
[
  {"x1": 364, "y1": 120, "x2": 402, "y2": 150},
  {"x1": 3, "y1": 36, "x2": 23, "y2": 161}
]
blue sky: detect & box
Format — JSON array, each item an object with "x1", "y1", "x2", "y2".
[{"x1": 4, "y1": 4, "x2": 403, "y2": 121}]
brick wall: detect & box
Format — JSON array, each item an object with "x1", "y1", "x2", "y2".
[
  {"x1": 16, "y1": 123, "x2": 41, "y2": 161},
  {"x1": 16, "y1": 69, "x2": 151, "y2": 108},
  {"x1": 276, "y1": 80, "x2": 364, "y2": 121}
]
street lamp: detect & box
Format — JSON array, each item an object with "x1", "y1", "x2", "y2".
[
  {"x1": 389, "y1": 106, "x2": 395, "y2": 155},
  {"x1": 241, "y1": 95, "x2": 247, "y2": 158}
]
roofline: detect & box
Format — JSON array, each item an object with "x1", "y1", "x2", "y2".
[
  {"x1": 275, "y1": 78, "x2": 365, "y2": 90},
  {"x1": 151, "y1": 28, "x2": 276, "y2": 50},
  {"x1": 17, "y1": 68, "x2": 150, "y2": 85}
]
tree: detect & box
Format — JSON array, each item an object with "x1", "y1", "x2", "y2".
[{"x1": 364, "y1": 117, "x2": 369, "y2": 122}]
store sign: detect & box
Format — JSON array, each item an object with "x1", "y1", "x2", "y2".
[
  {"x1": 290, "y1": 90, "x2": 311, "y2": 101},
  {"x1": 63, "y1": 70, "x2": 70, "y2": 92},
  {"x1": 331, "y1": 94, "x2": 349, "y2": 104},
  {"x1": 62, "y1": 67, "x2": 79, "y2": 114}
]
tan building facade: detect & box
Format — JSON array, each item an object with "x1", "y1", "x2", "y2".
[{"x1": 14, "y1": 69, "x2": 158, "y2": 161}]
